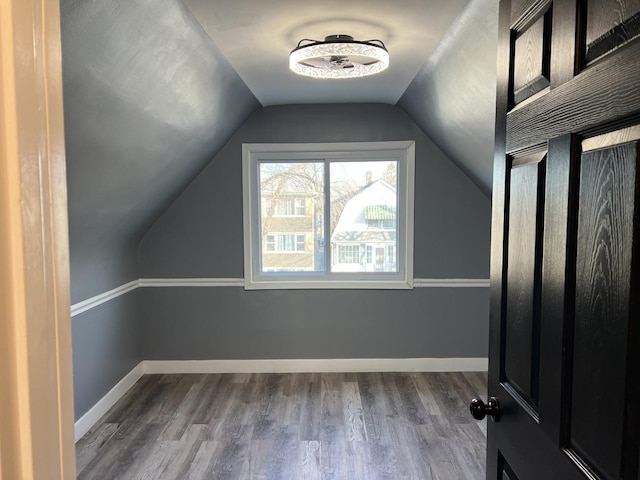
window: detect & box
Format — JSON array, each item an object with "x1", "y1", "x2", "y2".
[
  {"x1": 336, "y1": 245, "x2": 360, "y2": 264},
  {"x1": 242, "y1": 141, "x2": 415, "y2": 289},
  {"x1": 266, "y1": 234, "x2": 306, "y2": 252},
  {"x1": 273, "y1": 198, "x2": 305, "y2": 216}
]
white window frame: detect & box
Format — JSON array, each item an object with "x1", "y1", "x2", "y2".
[{"x1": 242, "y1": 141, "x2": 415, "y2": 290}]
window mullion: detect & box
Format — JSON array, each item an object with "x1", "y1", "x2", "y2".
[{"x1": 324, "y1": 158, "x2": 331, "y2": 274}]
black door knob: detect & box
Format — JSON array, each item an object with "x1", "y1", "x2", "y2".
[{"x1": 470, "y1": 397, "x2": 501, "y2": 422}]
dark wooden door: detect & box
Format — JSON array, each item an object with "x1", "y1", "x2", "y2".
[{"x1": 481, "y1": 0, "x2": 640, "y2": 477}]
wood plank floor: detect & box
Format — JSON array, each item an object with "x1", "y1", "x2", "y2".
[{"x1": 76, "y1": 372, "x2": 487, "y2": 479}]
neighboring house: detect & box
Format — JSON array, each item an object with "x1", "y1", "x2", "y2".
[
  {"x1": 260, "y1": 190, "x2": 321, "y2": 272},
  {"x1": 331, "y1": 179, "x2": 397, "y2": 272}
]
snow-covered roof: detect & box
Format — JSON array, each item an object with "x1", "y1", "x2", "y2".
[{"x1": 331, "y1": 180, "x2": 397, "y2": 243}]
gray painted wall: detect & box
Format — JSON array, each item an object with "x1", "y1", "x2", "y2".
[
  {"x1": 140, "y1": 288, "x2": 489, "y2": 360},
  {"x1": 139, "y1": 104, "x2": 491, "y2": 360},
  {"x1": 61, "y1": 0, "x2": 259, "y2": 419},
  {"x1": 61, "y1": 0, "x2": 260, "y2": 303},
  {"x1": 399, "y1": 0, "x2": 499, "y2": 196},
  {"x1": 72, "y1": 292, "x2": 140, "y2": 419}
]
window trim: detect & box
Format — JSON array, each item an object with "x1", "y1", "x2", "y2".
[{"x1": 242, "y1": 141, "x2": 415, "y2": 290}]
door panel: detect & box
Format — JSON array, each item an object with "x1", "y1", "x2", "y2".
[
  {"x1": 513, "y1": 10, "x2": 552, "y2": 104},
  {"x1": 482, "y1": 0, "x2": 640, "y2": 477},
  {"x1": 569, "y1": 141, "x2": 637, "y2": 479},
  {"x1": 504, "y1": 158, "x2": 545, "y2": 412},
  {"x1": 585, "y1": 0, "x2": 640, "y2": 62}
]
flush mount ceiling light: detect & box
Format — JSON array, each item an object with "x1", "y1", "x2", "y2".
[{"x1": 289, "y1": 34, "x2": 389, "y2": 79}]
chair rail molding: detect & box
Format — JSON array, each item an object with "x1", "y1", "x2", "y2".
[{"x1": 71, "y1": 277, "x2": 490, "y2": 316}]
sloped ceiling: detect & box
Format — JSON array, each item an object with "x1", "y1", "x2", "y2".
[
  {"x1": 61, "y1": 0, "x2": 498, "y2": 299},
  {"x1": 61, "y1": 0, "x2": 260, "y2": 300},
  {"x1": 399, "y1": 0, "x2": 498, "y2": 196}
]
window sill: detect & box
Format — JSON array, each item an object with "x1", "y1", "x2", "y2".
[{"x1": 243, "y1": 278, "x2": 414, "y2": 290}]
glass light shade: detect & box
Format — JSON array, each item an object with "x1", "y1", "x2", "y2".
[{"x1": 290, "y1": 36, "x2": 389, "y2": 79}]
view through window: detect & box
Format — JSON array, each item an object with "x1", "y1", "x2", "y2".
[
  {"x1": 258, "y1": 161, "x2": 398, "y2": 274},
  {"x1": 243, "y1": 142, "x2": 414, "y2": 289}
]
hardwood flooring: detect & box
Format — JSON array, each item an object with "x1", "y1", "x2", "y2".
[{"x1": 76, "y1": 372, "x2": 487, "y2": 479}]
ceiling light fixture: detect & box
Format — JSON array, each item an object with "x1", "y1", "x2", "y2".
[{"x1": 289, "y1": 34, "x2": 389, "y2": 79}]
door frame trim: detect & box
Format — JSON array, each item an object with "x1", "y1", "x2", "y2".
[{"x1": 0, "y1": 0, "x2": 75, "y2": 477}]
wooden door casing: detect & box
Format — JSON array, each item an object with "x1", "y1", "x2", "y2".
[{"x1": 0, "y1": 0, "x2": 75, "y2": 477}]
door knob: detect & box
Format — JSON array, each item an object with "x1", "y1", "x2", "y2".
[{"x1": 470, "y1": 397, "x2": 501, "y2": 422}]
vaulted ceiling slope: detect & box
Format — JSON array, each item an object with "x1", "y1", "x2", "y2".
[
  {"x1": 61, "y1": 0, "x2": 497, "y2": 301},
  {"x1": 61, "y1": 0, "x2": 260, "y2": 302},
  {"x1": 399, "y1": 0, "x2": 499, "y2": 197},
  {"x1": 183, "y1": 0, "x2": 498, "y2": 195}
]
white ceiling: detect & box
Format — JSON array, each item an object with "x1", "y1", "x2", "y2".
[{"x1": 183, "y1": 0, "x2": 470, "y2": 106}]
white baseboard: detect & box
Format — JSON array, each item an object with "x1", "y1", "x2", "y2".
[
  {"x1": 74, "y1": 362, "x2": 144, "y2": 442},
  {"x1": 75, "y1": 357, "x2": 487, "y2": 442},
  {"x1": 142, "y1": 357, "x2": 488, "y2": 374}
]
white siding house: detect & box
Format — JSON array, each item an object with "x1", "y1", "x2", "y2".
[{"x1": 331, "y1": 179, "x2": 397, "y2": 272}]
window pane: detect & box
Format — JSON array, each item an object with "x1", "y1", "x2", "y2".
[
  {"x1": 296, "y1": 234, "x2": 306, "y2": 252},
  {"x1": 259, "y1": 162, "x2": 325, "y2": 272},
  {"x1": 329, "y1": 161, "x2": 398, "y2": 273},
  {"x1": 275, "y1": 199, "x2": 294, "y2": 215}
]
